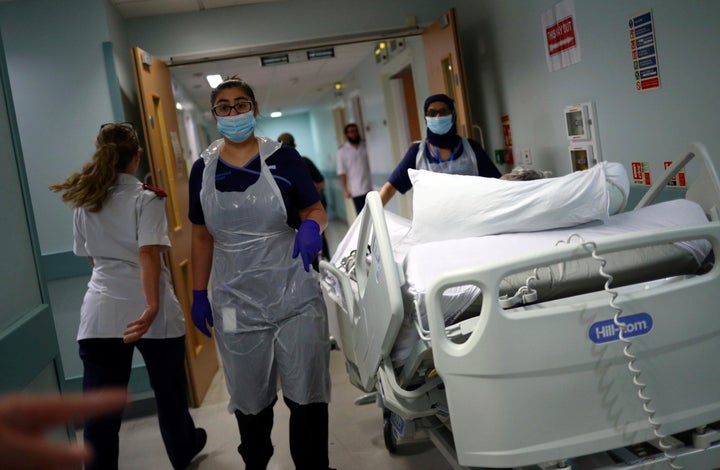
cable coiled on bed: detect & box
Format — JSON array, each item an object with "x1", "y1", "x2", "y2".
[{"x1": 559, "y1": 234, "x2": 682, "y2": 469}]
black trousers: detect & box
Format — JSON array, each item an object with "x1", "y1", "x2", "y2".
[
  {"x1": 234, "y1": 396, "x2": 329, "y2": 470},
  {"x1": 79, "y1": 336, "x2": 198, "y2": 470}
]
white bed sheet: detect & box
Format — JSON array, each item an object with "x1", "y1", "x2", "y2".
[{"x1": 329, "y1": 199, "x2": 711, "y2": 366}]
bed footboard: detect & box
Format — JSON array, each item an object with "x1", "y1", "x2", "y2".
[
  {"x1": 425, "y1": 222, "x2": 720, "y2": 468},
  {"x1": 351, "y1": 192, "x2": 406, "y2": 392}
]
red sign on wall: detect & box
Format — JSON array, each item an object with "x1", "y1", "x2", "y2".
[
  {"x1": 663, "y1": 161, "x2": 687, "y2": 187},
  {"x1": 631, "y1": 161, "x2": 651, "y2": 186},
  {"x1": 546, "y1": 17, "x2": 577, "y2": 55}
]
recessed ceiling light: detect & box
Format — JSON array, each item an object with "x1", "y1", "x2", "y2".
[
  {"x1": 206, "y1": 74, "x2": 223, "y2": 88},
  {"x1": 270, "y1": 111, "x2": 282, "y2": 118}
]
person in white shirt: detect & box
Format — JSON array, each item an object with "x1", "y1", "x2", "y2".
[
  {"x1": 50, "y1": 122, "x2": 205, "y2": 470},
  {"x1": 336, "y1": 123, "x2": 373, "y2": 214}
]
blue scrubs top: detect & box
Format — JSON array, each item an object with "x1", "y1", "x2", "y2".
[
  {"x1": 188, "y1": 145, "x2": 320, "y2": 229},
  {"x1": 387, "y1": 138, "x2": 501, "y2": 193}
]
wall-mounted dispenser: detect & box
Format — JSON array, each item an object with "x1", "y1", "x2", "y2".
[{"x1": 564, "y1": 101, "x2": 601, "y2": 171}]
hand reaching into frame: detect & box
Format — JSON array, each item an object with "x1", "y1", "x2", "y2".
[{"x1": 0, "y1": 388, "x2": 128, "y2": 470}]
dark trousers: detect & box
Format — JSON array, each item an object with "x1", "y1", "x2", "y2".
[
  {"x1": 79, "y1": 337, "x2": 198, "y2": 470},
  {"x1": 234, "y1": 396, "x2": 329, "y2": 470},
  {"x1": 352, "y1": 194, "x2": 368, "y2": 215}
]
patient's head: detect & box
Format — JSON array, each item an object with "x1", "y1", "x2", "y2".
[{"x1": 500, "y1": 167, "x2": 547, "y2": 181}]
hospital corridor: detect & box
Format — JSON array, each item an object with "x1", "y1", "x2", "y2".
[{"x1": 2, "y1": 0, "x2": 720, "y2": 469}]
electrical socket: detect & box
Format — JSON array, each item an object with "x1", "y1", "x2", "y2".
[{"x1": 522, "y1": 148, "x2": 532, "y2": 164}]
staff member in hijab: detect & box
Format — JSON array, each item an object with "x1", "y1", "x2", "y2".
[
  {"x1": 50, "y1": 122, "x2": 206, "y2": 470},
  {"x1": 379, "y1": 93, "x2": 501, "y2": 205},
  {"x1": 188, "y1": 77, "x2": 333, "y2": 470}
]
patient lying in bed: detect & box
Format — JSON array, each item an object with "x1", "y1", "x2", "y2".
[{"x1": 328, "y1": 163, "x2": 712, "y2": 367}]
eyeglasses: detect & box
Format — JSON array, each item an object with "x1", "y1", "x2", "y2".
[
  {"x1": 425, "y1": 109, "x2": 452, "y2": 118},
  {"x1": 100, "y1": 122, "x2": 134, "y2": 131},
  {"x1": 212, "y1": 101, "x2": 254, "y2": 116}
]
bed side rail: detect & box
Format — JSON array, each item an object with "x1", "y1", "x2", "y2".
[
  {"x1": 426, "y1": 222, "x2": 720, "y2": 359},
  {"x1": 424, "y1": 221, "x2": 720, "y2": 468}
]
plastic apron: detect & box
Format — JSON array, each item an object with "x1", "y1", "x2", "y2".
[
  {"x1": 416, "y1": 136, "x2": 479, "y2": 175},
  {"x1": 199, "y1": 137, "x2": 330, "y2": 415}
]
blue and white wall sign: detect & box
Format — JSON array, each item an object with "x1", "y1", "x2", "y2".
[
  {"x1": 589, "y1": 312, "x2": 653, "y2": 344},
  {"x1": 629, "y1": 9, "x2": 661, "y2": 91}
]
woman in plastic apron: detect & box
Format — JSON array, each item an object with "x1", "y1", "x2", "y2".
[
  {"x1": 189, "y1": 78, "x2": 332, "y2": 470},
  {"x1": 378, "y1": 93, "x2": 501, "y2": 205}
]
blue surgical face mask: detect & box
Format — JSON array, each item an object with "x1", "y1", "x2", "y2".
[
  {"x1": 425, "y1": 115, "x2": 453, "y2": 135},
  {"x1": 216, "y1": 111, "x2": 256, "y2": 143}
]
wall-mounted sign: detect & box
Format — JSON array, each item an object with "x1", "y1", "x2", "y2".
[
  {"x1": 542, "y1": 0, "x2": 581, "y2": 72},
  {"x1": 501, "y1": 114, "x2": 513, "y2": 147},
  {"x1": 629, "y1": 10, "x2": 661, "y2": 92},
  {"x1": 631, "y1": 161, "x2": 651, "y2": 186},
  {"x1": 664, "y1": 161, "x2": 687, "y2": 187}
]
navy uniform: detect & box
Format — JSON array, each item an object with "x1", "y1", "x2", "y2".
[{"x1": 74, "y1": 173, "x2": 204, "y2": 470}]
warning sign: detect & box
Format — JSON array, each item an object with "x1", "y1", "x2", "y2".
[
  {"x1": 663, "y1": 161, "x2": 687, "y2": 187},
  {"x1": 632, "y1": 161, "x2": 651, "y2": 186},
  {"x1": 501, "y1": 114, "x2": 513, "y2": 147},
  {"x1": 542, "y1": 0, "x2": 581, "y2": 72},
  {"x1": 629, "y1": 10, "x2": 661, "y2": 92}
]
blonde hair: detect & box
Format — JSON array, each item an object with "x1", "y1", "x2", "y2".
[{"x1": 49, "y1": 123, "x2": 140, "y2": 212}]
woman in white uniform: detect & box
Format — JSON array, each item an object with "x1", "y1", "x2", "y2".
[
  {"x1": 189, "y1": 77, "x2": 333, "y2": 470},
  {"x1": 50, "y1": 123, "x2": 206, "y2": 470}
]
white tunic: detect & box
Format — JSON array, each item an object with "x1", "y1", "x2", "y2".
[
  {"x1": 73, "y1": 173, "x2": 185, "y2": 340},
  {"x1": 336, "y1": 141, "x2": 373, "y2": 197}
]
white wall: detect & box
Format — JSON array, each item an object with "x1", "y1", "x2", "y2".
[
  {"x1": 457, "y1": 0, "x2": 720, "y2": 180},
  {"x1": 255, "y1": 112, "x2": 319, "y2": 163}
]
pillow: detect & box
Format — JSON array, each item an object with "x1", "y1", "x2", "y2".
[{"x1": 409, "y1": 163, "x2": 613, "y2": 242}]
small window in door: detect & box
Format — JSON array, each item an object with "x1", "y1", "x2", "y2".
[{"x1": 441, "y1": 55, "x2": 456, "y2": 101}]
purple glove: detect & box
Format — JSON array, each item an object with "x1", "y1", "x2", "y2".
[
  {"x1": 191, "y1": 289, "x2": 213, "y2": 338},
  {"x1": 292, "y1": 220, "x2": 322, "y2": 272}
]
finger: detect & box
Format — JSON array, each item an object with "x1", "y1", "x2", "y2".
[
  {"x1": 199, "y1": 324, "x2": 211, "y2": 338},
  {"x1": 1, "y1": 390, "x2": 128, "y2": 431},
  {"x1": 123, "y1": 333, "x2": 140, "y2": 344},
  {"x1": 122, "y1": 325, "x2": 146, "y2": 342},
  {"x1": 125, "y1": 319, "x2": 142, "y2": 328}
]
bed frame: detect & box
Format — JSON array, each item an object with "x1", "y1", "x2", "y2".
[{"x1": 320, "y1": 142, "x2": 720, "y2": 469}]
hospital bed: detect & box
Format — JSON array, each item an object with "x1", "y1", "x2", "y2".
[{"x1": 320, "y1": 143, "x2": 720, "y2": 469}]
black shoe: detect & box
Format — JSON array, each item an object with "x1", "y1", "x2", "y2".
[{"x1": 173, "y1": 428, "x2": 207, "y2": 469}]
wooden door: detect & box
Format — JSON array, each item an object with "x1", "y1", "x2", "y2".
[
  {"x1": 131, "y1": 47, "x2": 218, "y2": 407},
  {"x1": 422, "y1": 8, "x2": 473, "y2": 138}
]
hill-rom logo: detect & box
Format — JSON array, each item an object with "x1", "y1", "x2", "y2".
[{"x1": 589, "y1": 312, "x2": 653, "y2": 344}]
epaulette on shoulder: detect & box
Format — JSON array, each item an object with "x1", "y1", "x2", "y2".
[{"x1": 142, "y1": 184, "x2": 167, "y2": 198}]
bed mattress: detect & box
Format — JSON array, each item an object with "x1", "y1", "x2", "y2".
[{"x1": 330, "y1": 199, "x2": 711, "y2": 366}]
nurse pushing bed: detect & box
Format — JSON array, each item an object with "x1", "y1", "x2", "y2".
[{"x1": 379, "y1": 93, "x2": 501, "y2": 205}]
